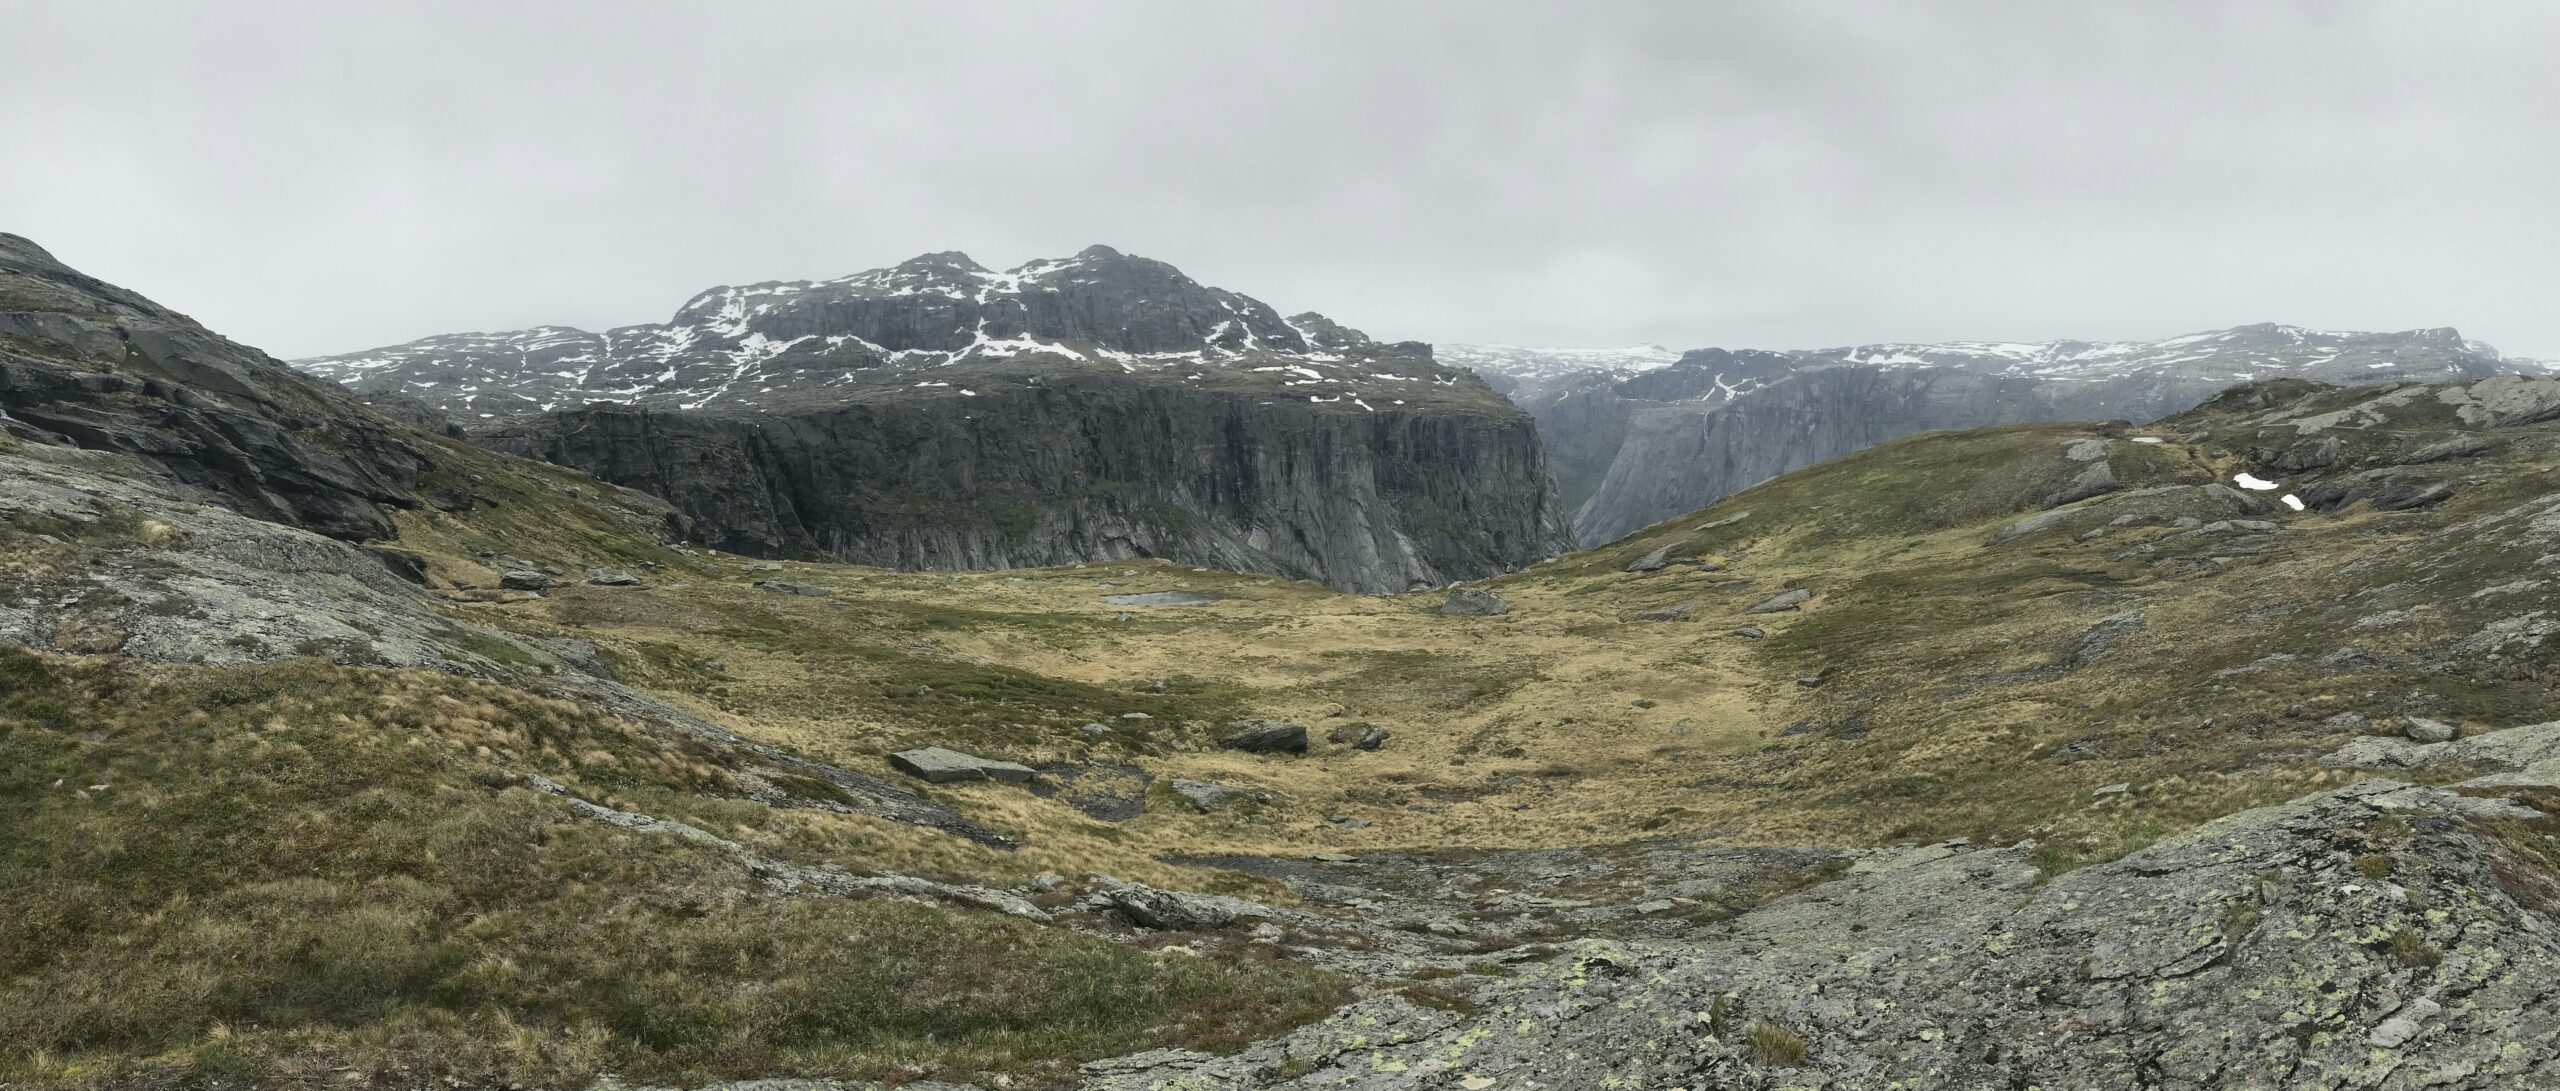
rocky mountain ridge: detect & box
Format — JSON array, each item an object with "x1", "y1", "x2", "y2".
[
  {"x1": 294, "y1": 247, "x2": 1573, "y2": 593},
  {"x1": 297, "y1": 246, "x2": 1462, "y2": 418},
  {"x1": 1467, "y1": 323, "x2": 2541, "y2": 544}
]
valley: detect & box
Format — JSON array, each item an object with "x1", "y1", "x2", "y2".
[{"x1": 10, "y1": 231, "x2": 2560, "y2": 1089}]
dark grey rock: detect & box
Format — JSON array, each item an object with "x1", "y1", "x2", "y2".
[
  {"x1": 584, "y1": 567, "x2": 642, "y2": 586},
  {"x1": 1438, "y1": 588, "x2": 1510, "y2": 615},
  {"x1": 1623, "y1": 544, "x2": 1673, "y2": 572},
  {"x1": 1732, "y1": 625, "x2": 1765, "y2": 639},
  {"x1": 1633, "y1": 603, "x2": 1694, "y2": 621},
  {"x1": 1219, "y1": 720, "x2": 1309, "y2": 755},
  {"x1": 1106, "y1": 885, "x2": 1244, "y2": 931},
  {"x1": 0, "y1": 232, "x2": 434, "y2": 541},
  {"x1": 499, "y1": 570, "x2": 554, "y2": 591}
]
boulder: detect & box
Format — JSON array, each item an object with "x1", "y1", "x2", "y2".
[
  {"x1": 1327, "y1": 723, "x2": 1389, "y2": 750},
  {"x1": 1219, "y1": 720, "x2": 1310, "y2": 755},
  {"x1": 1107, "y1": 885, "x2": 1242, "y2": 931},
  {"x1": 887, "y1": 746, "x2": 1037, "y2": 784},
  {"x1": 499, "y1": 570, "x2": 554, "y2": 591},
  {"x1": 1625, "y1": 544, "x2": 1674, "y2": 572},
  {"x1": 584, "y1": 567, "x2": 642, "y2": 586},
  {"x1": 2404, "y1": 717, "x2": 2458, "y2": 744},
  {"x1": 752, "y1": 579, "x2": 830, "y2": 597},
  {"x1": 1732, "y1": 625, "x2": 1765, "y2": 639},
  {"x1": 1170, "y1": 778, "x2": 1248, "y2": 812},
  {"x1": 1747, "y1": 588, "x2": 1813, "y2": 613},
  {"x1": 1634, "y1": 603, "x2": 1695, "y2": 621},
  {"x1": 1439, "y1": 588, "x2": 1510, "y2": 615}
]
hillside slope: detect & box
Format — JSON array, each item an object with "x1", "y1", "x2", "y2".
[{"x1": 1486, "y1": 324, "x2": 2534, "y2": 545}]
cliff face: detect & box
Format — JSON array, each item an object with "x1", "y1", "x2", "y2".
[
  {"x1": 1536, "y1": 324, "x2": 2534, "y2": 545},
  {"x1": 303, "y1": 246, "x2": 1575, "y2": 592},
  {"x1": 0, "y1": 233, "x2": 430, "y2": 540},
  {"x1": 484, "y1": 367, "x2": 1566, "y2": 593}
]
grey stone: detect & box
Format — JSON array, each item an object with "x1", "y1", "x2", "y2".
[
  {"x1": 1326, "y1": 722, "x2": 1389, "y2": 750},
  {"x1": 1747, "y1": 588, "x2": 1813, "y2": 613},
  {"x1": 752, "y1": 579, "x2": 830, "y2": 597},
  {"x1": 499, "y1": 570, "x2": 554, "y2": 591},
  {"x1": 1624, "y1": 544, "x2": 1674, "y2": 572},
  {"x1": 1106, "y1": 885, "x2": 1249, "y2": 931},
  {"x1": 1169, "y1": 778, "x2": 1247, "y2": 812},
  {"x1": 1633, "y1": 603, "x2": 1694, "y2": 621},
  {"x1": 1219, "y1": 719, "x2": 1309, "y2": 755},
  {"x1": 584, "y1": 567, "x2": 642, "y2": 586},
  {"x1": 886, "y1": 746, "x2": 1036, "y2": 784},
  {"x1": 2092, "y1": 782, "x2": 2131, "y2": 798},
  {"x1": 1101, "y1": 591, "x2": 1220, "y2": 606},
  {"x1": 1438, "y1": 588, "x2": 1510, "y2": 615},
  {"x1": 2404, "y1": 717, "x2": 2458, "y2": 743},
  {"x1": 1732, "y1": 625, "x2": 1765, "y2": 639}
]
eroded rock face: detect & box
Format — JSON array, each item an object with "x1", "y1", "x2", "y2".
[
  {"x1": 296, "y1": 247, "x2": 1576, "y2": 592},
  {"x1": 480, "y1": 373, "x2": 1569, "y2": 594},
  {"x1": 0, "y1": 233, "x2": 431, "y2": 541},
  {"x1": 1076, "y1": 775, "x2": 2560, "y2": 1089}
]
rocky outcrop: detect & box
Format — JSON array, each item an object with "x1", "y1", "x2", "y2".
[
  {"x1": 0, "y1": 233, "x2": 432, "y2": 540},
  {"x1": 479, "y1": 365, "x2": 1567, "y2": 593},
  {"x1": 1076, "y1": 773, "x2": 2560, "y2": 1089},
  {"x1": 303, "y1": 246, "x2": 1574, "y2": 592}
]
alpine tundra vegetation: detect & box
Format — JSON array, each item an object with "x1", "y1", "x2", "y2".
[{"x1": 11, "y1": 222, "x2": 2560, "y2": 1089}]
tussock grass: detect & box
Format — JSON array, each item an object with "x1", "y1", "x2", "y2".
[{"x1": 0, "y1": 648, "x2": 1342, "y2": 1089}]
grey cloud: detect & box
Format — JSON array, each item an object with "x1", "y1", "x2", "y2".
[{"x1": 2, "y1": 1, "x2": 2552, "y2": 359}]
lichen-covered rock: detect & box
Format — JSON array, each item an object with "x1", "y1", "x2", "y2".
[
  {"x1": 1325, "y1": 723, "x2": 1388, "y2": 751},
  {"x1": 1746, "y1": 588, "x2": 1811, "y2": 613},
  {"x1": 1074, "y1": 774, "x2": 2560, "y2": 1088}
]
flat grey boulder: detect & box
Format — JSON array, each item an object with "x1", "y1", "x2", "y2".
[
  {"x1": 1169, "y1": 778, "x2": 1247, "y2": 812},
  {"x1": 498, "y1": 570, "x2": 553, "y2": 591},
  {"x1": 1624, "y1": 544, "x2": 1674, "y2": 572},
  {"x1": 1438, "y1": 588, "x2": 1510, "y2": 615},
  {"x1": 1327, "y1": 722, "x2": 1389, "y2": 750},
  {"x1": 1693, "y1": 510, "x2": 1750, "y2": 531},
  {"x1": 1218, "y1": 719, "x2": 1309, "y2": 754},
  {"x1": 1732, "y1": 625, "x2": 1765, "y2": 639},
  {"x1": 2327, "y1": 719, "x2": 2560, "y2": 773},
  {"x1": 1746, "y1": 588, "x2": 1812, "y2": 613},
  {"x1": 2404, "y1": 717, "x2": 2458, "y2": 743},
  {"x1": 584, "y1": 567, "x2": 642, "y2": 586},
  {"x1": 752, "y1": 579, "x2": 830, "y2": 597},
  {"x1": 887, "y1": 746, "x2": 1036, "y2": 784},
  {"x1": 1101, "y1": 590, "x2": 1219, "y2": 606}
]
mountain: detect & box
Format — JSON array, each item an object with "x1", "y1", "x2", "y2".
[
  {"x1": 295, "y1": 247, "x2": 1574, "y2": 593},
  {"x1": 18, "y1": 236, "x2": 2560, "y2": 1086},
  {"x1": 1490, "y1": 323, "x2": 2538, "y2": 545},
  {"x1": 0, "y1": 232, "x2": 433, "y2": 540}
]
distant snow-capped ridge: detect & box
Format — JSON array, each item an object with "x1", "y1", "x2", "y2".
[
  {"x1": 1457, "y1": 322, "x2": 2547, "y2": 409},
  {"x1": 294, "y1": 245, "x2": 1470, "y2": 418}
]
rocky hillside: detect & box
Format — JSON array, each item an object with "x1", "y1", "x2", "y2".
[
  {"x1": 18, "y1": 239, "x2": 2560, "y2": 1090},
  {"x1": 0, "y1": 233, "x2": 433, "y2": 540},
  {"x1": 1473, "y1": 324, "x2": 2537, "y2": 544},
  {"x1": 297, "y1": 247, "x2": 1573, "y2": 592}
]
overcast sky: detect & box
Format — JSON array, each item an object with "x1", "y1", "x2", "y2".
[{"x1": 4, "y1": 1, "x2": 2554, "y2": 360}]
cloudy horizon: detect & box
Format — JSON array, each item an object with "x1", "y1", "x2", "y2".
[{"x1": 4, "y1": 1, "x2": 2554, "y2": 361}]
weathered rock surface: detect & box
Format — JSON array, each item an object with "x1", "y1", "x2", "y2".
[
  {"x1": 1079, "y1": 774, "x2": 2560, "y2": 1089},
  {"x1": 1170, "y1": 778, "x2": 1249, "y2": 812},
  {"x1": 1746, "y1": 588, "x2": 1812, "y2": 613},
  {"x1": 888, "y1": 747, "x2": 1037, "y2": 784},
  {"x1": 1325, "y1": 723, "x2": 1388, "y2": 751},
  {"x1": 0, "y1": 233, "x2": 432, "y2": 541}
]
